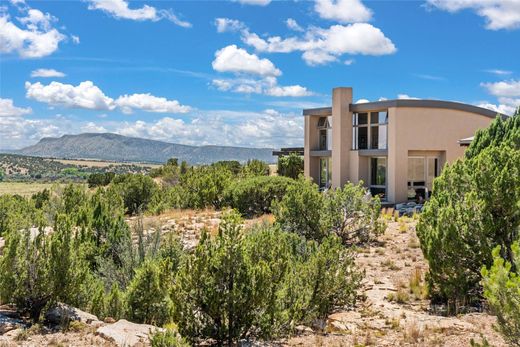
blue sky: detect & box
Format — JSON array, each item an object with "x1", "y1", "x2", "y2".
[{"x1": 1, "y1": 0, "x2": 519, "y2": 149}]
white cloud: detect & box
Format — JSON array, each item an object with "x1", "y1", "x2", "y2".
[
  {"x1": 397, "y1": 94, "x2": 420, "y2": 100},
  {"x1": 24, "y1": 80, "x2": 193, "y2": 114},
  {"x1": 0, "y1": 98, "x2": 32, "y2": 117},
  {"x1": 25, "y1": 80, "x2": 116, "y2": 110},
  {"x1": 211, "y1": 76, "x2": 313, "y2": 97},
  {"x1": 344, "y1": 59, "x2": 355, "y2": 65},
  {"x1": 212, "y1": 44, "x2": 281, "y2": 76},
  {"x1": 479, "y1": 79, "x2": 520, "y2": 115},
  {"x1": 71, "y1": 35, "x2": 80, "y2": 44},
  {"x1": 235, "y1": 0, "x2": 271, "y2": 6},
  {"x1": 30, "y1": 68, "x2": 65, "y2": 78},
  {"x1": 81, "y1": 121, "x2": 107, "y2": 133},
  {"x1": 215, "y1": 18, "x2": 245, "y2": 33},
  {"x1": 115, "y1": 93, "x2": 192, "y2": 114},
  {"x1": 87, "y1": 0, "x2": 191, "y2": 27},
  {"x1": 355, "y1": 99, "x2": 369, "y2": 104},
  {"x1": 286, "y1": 18, "x2": 303, "y2": 32},
  {"x1": 427, "y1": 0, "x2": 520, "y2": 30},
  {"x1": 314, "y1": 0, "x2": 372, "y2": 23},
  {"x1": 485, "y1": 69, "x2": 512, "y2": 76},
  {"x1": 481, "y1": 80, "x2": 520, "y2": 97},
  {"x1": 241, "y1": 23, "x2": 396, "y2": 65},
  {"x1": 0, "y1": 6, "x2": 66, "y2": 58}
]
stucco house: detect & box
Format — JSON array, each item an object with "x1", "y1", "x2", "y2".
[{"x1": 303, "y1": 87, "x2": 506, "y2": 204}]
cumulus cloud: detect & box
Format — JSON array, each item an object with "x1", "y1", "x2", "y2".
[
  {"x1": 0, "y1": 5, "x2": 66, "y2": 58},
  {"x1": 212, "y1": 76, "x2": 313, "y2": 97},
  {"x1": 212, "y1": 44, "x2": 281, "y2": 77},
  {"x1": 427, "y1": 0, "x2": 520, "y2": 30},
  {"x1": 0, "y1": 98, "x2": 32, "y2": 117},
  {"x1": 397, "y1": 94, "x2": 420, "y2": 100},
  {"x1": 30, "y1": 68, "x2": 65, "y2": 78},
  {"x1": 87, "y1": 0, "x2": 191, "y2": 27},
  {"x1": 25, "y1": 80, "x2": 116, "y2": 110},
  {"x1": 215, "y1": 18, "x2": 246, "y2": 33},
  {"x1": 286, "y1": 18, "x2": 303, "y2": 32},
  {"x1": 24, "y1": 80, "x2": 193, "y2": 114},
  {"x1": 485, "y1": 69, "x2": 512, "y2": 76},
  {"x1": 479, "y1": 79, "x2": 520, "y2": 115},
  {"x1": 115, "y1": 93, "x2": 191, "y2": 114},
  {"x1": 314, "y1": 0, "x2": 373, "y2": 23}
]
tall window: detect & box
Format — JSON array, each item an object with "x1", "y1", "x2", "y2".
[
  {"x1": 353, "y1": 111, "x2": 387, "y2": 150},
  {"x1": 317, "y1": 116, "x2": 332, "y2": 150},
  {"x1": 407, "y1": 156, "x2": 439, "y2": 201},
  {"x1": 319, "y1": 157, "x2": 332, "y2": 188},
  {"x1": 370, "y1": 157, "x2": 386, "y2": 200}
]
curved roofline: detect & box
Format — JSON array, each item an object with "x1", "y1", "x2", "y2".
[{"x1": 303, "y1": 99, "x2": 508, "y2": 119}]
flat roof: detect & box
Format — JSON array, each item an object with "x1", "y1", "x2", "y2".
[{"x1": 302, "y1": 99, "x2": 508, "y2": 119}]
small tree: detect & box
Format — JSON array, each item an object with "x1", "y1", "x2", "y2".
[
  {"x1": 112, "y1": 174, "x2": 158, "y2": 215},
  {"x1": 273, "y1": 178, "x2": 324, "y2": 241},
  {"x1": 241, "y1": 159, "x2": 270, "y2": 177},
  {"x1": 126, "y1": 260, "x2": 172, "y2": 325},
  {"x1": 482, "y1": 240, "x2": 520, "y2": 346},
  {"x1": 277, "y1": 153, "x2": 303, "y2": 179}
]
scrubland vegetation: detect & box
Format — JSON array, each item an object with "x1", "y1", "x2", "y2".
[{"x1": 0, "y1": 111, "x2": 519, "y2": 346}]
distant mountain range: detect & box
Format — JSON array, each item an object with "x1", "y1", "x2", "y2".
[{"x1": 6, "y1": 133, "x2": 276, "y2": 164}]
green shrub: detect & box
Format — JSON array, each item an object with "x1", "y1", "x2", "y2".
[
  {"x1": 225, "y1": 175, "x2": 295, "y2": 216},
  {"x1": 150, "y1": 328, "x2": 190, "y2": 347},
  {"x1": 277, "y1": 153, "x2": 303, "y2": 179},
  {"x1": 172, "y1": 212, "x2": 362, "y2": 344},
  {"x1": 106, "y1": 283, "x2": 125, "y2": 320},
  {"x1": 274, "y1": 178, "x2": 383, "y2": 244},
  {"x1": 125, "y1": 260, "x2": 172, "y2": 325},
  {"x1": 112, "y1": 174, "x2": 158, "y2": 215},
  {"x1": 482, "y1": 241, "x2": 520, "y2": 346},
  {"x1": 417, "y1": 113, "x2": 520, "y2": 309},
  {"x1": 0, "y1": 195, "x2": 42, "y2": 236},
  {"x1": 240, "y1": 159, "x2": 270, "y2": 177},
  {"x1": 87, "y1": 172, "x2": 115, "y2": 188},
  {"x1": 178, "y1": 166, "x2": 232, "y2": 209}
]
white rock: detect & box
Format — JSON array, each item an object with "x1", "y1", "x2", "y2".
[{"x1": 97, "y1": 319, "x2": 161, "y2": 347}]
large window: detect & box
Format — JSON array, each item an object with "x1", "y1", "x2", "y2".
[
  {"x1": 370, "y1": 157, "x2": 387, "y2": 200},
  {"x1": 319, "y1": 157, "x2": 332, "y2": 188},
  {"x1": 407, "y1": 157, "x2": 439, "y2": 201},
  {"x1": 353, "y1": 111, "x2": 387, "y2": 150},
  {"x1": 317, "y1": 116, "x2": 332, "y2": 150}
]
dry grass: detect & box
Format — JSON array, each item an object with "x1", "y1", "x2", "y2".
[
  {"x1": 50, "y1": 158, "x2": 161, "y2": 168},
  {"x1": 0, "y1": 182, "x2": 74, "y2": 197}
]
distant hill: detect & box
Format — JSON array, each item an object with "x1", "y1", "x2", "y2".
[{"x1": 11, "y1": 133, "x2": 276, "y2": 164}]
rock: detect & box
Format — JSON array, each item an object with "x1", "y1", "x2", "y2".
[
  {"x1": 295, "y1": 325, "x2": 313, "y2": 334},
  {"x1": 96, "y1": 319, "x2": 161, "y2": 347},
  {"x1": 44, "y1": 303, "x2": 103, "y2": 327},
  {"x1": 104, "y1": 317, "x2": 116, "y2": 324},
  {"x1": 0, "y1": 313, "x2": 25, "y2": 335}
]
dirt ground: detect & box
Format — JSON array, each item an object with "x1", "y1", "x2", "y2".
[
  {"x1": 0, "y1": 212, "x2": 506, "y2": 346},
  {"x1": 281, "y1": 216, "x2": 506, "y2": 347}
]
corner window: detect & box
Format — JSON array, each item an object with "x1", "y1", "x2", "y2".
[
  {"x1": 353, "y1": 111, "x2": 387, "y2": 150},
  {"x1": 319, "y1": 157, "x2": 332, "y2": 188},
  {"x1": 407, "y1": 156, "x2": 439, "y2": 202}
]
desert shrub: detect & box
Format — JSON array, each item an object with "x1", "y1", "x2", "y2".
[
  {"x1": 87, "y1": 172, "x2": 115, "y2": 188},
  {"x1": 0, "y1": 195, "x2": 42, "y2": 236},
  {"x1": 31, "y1": 188, "x2": 50, "y2": 209},
  {"x1": 417, "y1": 113, "x2": 520, "y2": 309},
  {"x1": 240, "y1": 159, "x2": 270, "y2": 177},
  {"x1": 274, "y1": 178, "x2": 324, "y2": 241},
  {"x1": 125, "y1": 260, "x2": 173, "y2": 325},
  {"x1": 178, "y1": 165, "x2": 232, "y2": 209},
  {"x1": 151, "y1": 328, "x2": 190, "y2": 347},
  {"x1": 277, "y1": 153, "x2": 303, "y2": 179},
  {"x1": 212, "y1": 160, "x2": 242, "y2": 175},
  {"x1": 481, "y1": 241, "x2": 520, "y2": 346},
  {"x1": 105, "y1": 283, "x2": 125, "y2": 320},
  {"x1": 112, "y1": 174, "x2": 158, "y2": 215},
  {"x1": 172, "y1": 212, "x2": 362, "y2": 344},
  {"x1": 0, "y1": 214, "x2": 98, "y2": 321},
  {"x1": 321, "y1": 182, "x2": 384, "y2": 244},
  {"x1": 225, "y1": 175, "x2": 295, "y2": 216},
  {"x1": 275, "y1": 178, "x2": 383, "y2": 244}
]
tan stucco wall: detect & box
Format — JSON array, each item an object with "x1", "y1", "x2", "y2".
[
  {"x1": 331, "y1": 87, "x2": 353, "y2": 188},
  {"x1": 389, "y1": 107, "x2": 494, "y2": 202},
  {"x1": 304, "y1": 115, "x2": 320, "y2": 183}
]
